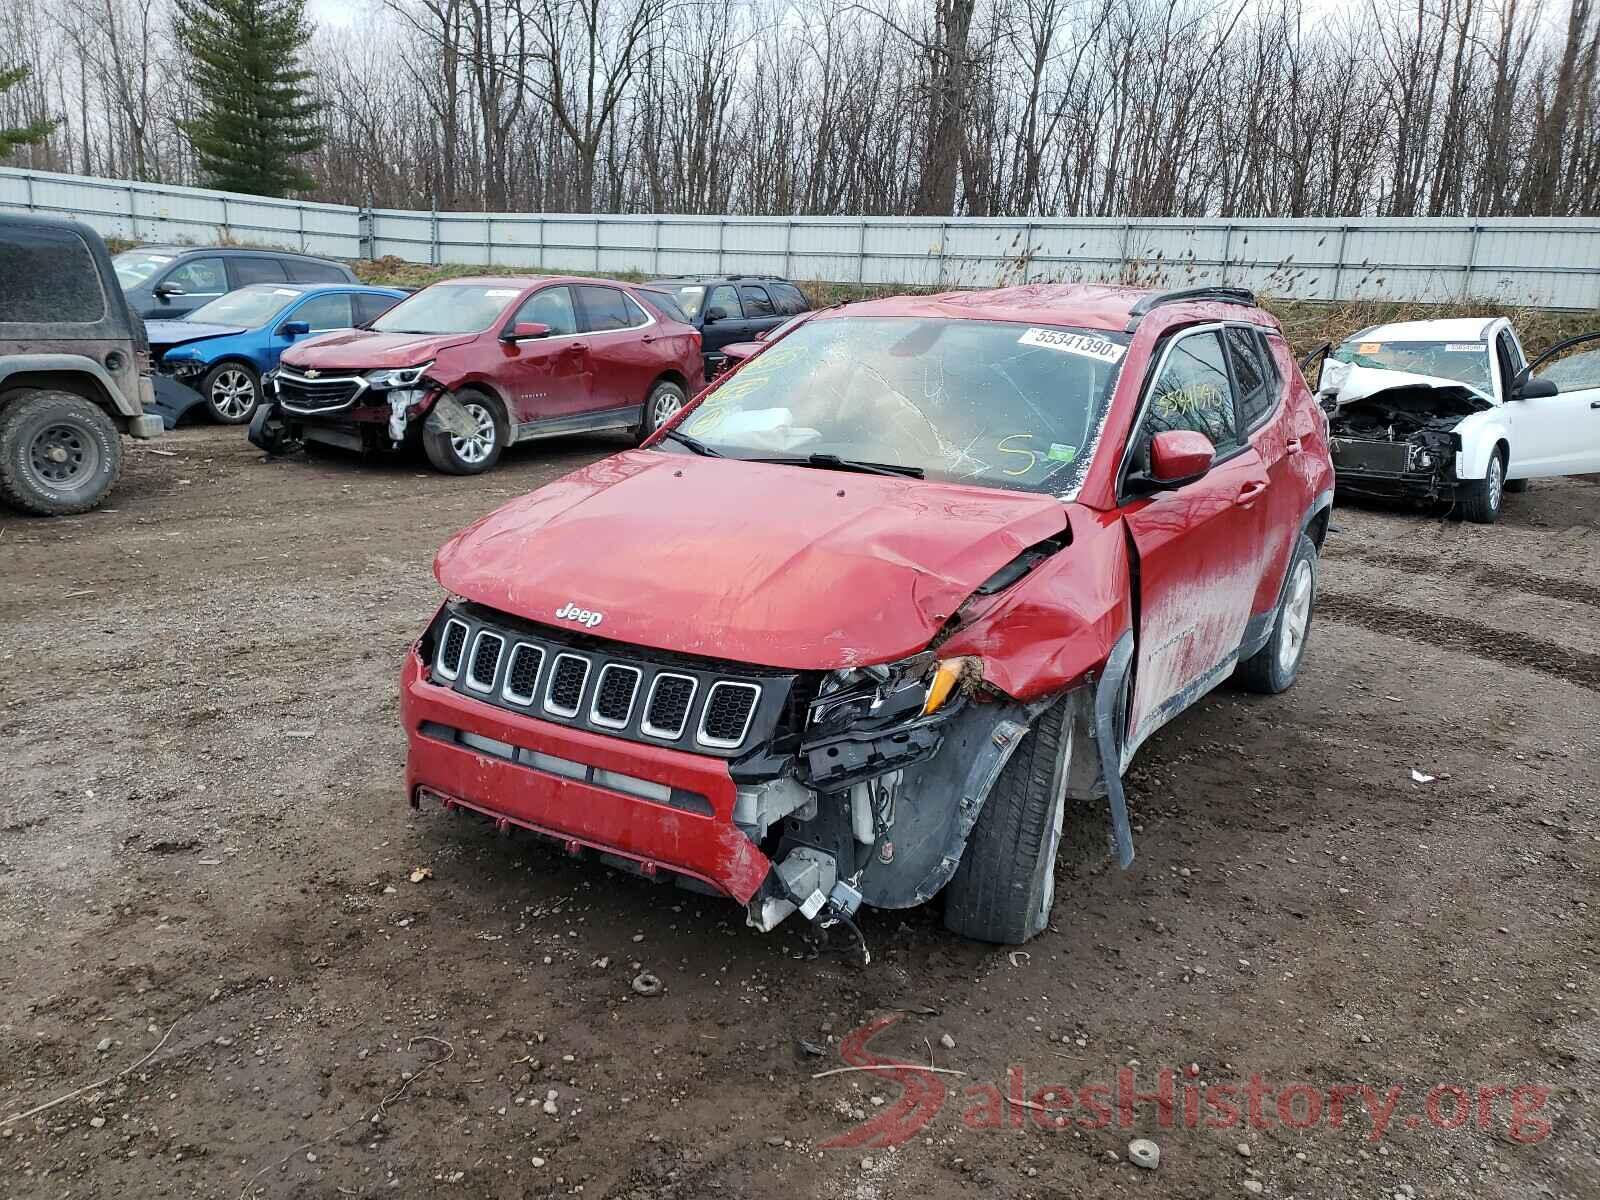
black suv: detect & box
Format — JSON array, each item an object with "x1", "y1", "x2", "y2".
[
  {"x1": 643, "y1": 275, "x2": 811, "y2": 375},
  {"x1": 113, "y1": 246, "x2": 359, "y2": 320},
  {"x1": 1, "y1": 213, "x2": 163, "y2": 515}
]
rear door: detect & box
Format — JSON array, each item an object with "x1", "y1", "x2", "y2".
[
  {"x1": 227, "y1": 256, "x2": 289, "y2": 288},
  {"x1": 573, "y1": 284, "x2": 657, "y2": 414},
  {"x1": 1120, "y1": 326, "x2": 1273, "y2": 751},
  {"x1": 738, "y1": 283, "x2": 784, "y2": 337},
  {"x1": 497, "y1": 285, "x2": 592, "y2": 424},
  {"x1": 1225, "y1": 325, "x2": 1301, "y2": 618},
  {"x1": 1512, "y1": 330, "x2": 1600, "y2": 477}
]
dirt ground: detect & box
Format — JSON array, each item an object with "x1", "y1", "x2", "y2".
[{"x1": 1, "y1": 426, "x2": 1596, "y2": 1200}]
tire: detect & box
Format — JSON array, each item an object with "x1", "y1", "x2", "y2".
[
  {"x1": 1460, "y1": 446, "x2": 1505, "y2": 524},
  {"x1": 636, "y1": 379, "x2": 687, "y2": 441},
  {"x1": 0, "y1": 389, "x2": 123, "y2": 516},
  {"x1": 200, "y1": 362, "x2": 262, "y2": 424},
  {"x1": 422, "y1": 391, "x2": 506, "y2": 475},
  {"x1": 942, "y1": 696, "x2": 1072, "y2": 945},
  {"x1": 1236, "y1": 533, "x2": 1319, "y2": 694}
]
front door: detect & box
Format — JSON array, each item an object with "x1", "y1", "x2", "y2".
[
  {"x1": 497, "y1": 285, "x2": 592, "y2": 426},
  {"x1": 700, "y1": 283, "x2": 752, "y2": 357},
  {"x1": 1514, "y1": 331, "x2": 1600, "y2": 477},
  {"x1": 1120, "y1": 327, "x2": 1273, "y2": 750}
]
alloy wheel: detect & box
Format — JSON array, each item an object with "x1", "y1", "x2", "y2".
[
  {"x1": 1276, "y1": 558, "x2": 1314, "y2": 675},
  {"x1": 451, "y1": 402, "x2": 497, "y2": 465},
  {"x1": 212, "y1": 369, "x2": 257, "y2": 420}
]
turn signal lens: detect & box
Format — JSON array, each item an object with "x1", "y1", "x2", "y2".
[{"x1": 922, "y1": 658, "x2": 973, "y2": 716}]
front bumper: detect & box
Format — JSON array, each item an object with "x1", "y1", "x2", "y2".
[{"x1": 401, "y1": 652, "x2": 773, "y2": 902}]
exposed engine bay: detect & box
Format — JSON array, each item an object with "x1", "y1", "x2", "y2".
[{"x1": 1319, "y1": 363, "x2": 1492, "y2": 493}]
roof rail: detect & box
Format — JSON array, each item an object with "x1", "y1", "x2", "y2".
[{"x1": 1124, "y1": 286, "x2": 1257, "y2": 332}]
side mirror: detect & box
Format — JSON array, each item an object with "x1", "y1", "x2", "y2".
[
  {"x1": 703, "y1": 306, "x2": 728, "y2": 324},
  {"x1": 279, "y1": 320, "x2": 310, "y2": 337},
  {"x1": 501, "y1": 321, "x2": 550, "y2": 341},
  {"x1": 154, "y1": 281, "x2": 184, "y2": 299},
  {"x1": 1514, "y1": 374, "x2": 1558, "y2": 400},
  {"x1": 1148, "y1": 430, "x2": 1216, "y2": 486}
]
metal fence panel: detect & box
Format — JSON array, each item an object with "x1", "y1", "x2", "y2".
[{"x1": 5, "y1": 166, "x2": 1599, "y2": 308}]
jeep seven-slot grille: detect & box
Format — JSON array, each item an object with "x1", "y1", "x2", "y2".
[{"x1": 426, "y1": 606, "x2": 792, "y2": 758}]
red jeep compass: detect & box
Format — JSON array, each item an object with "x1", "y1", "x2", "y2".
[
  {"x1": 253, "y1": 276, "x2": 702, "y2": 473},
  {"x1": 401, "y1": 285, "x2": 1334, "y2": 945}
]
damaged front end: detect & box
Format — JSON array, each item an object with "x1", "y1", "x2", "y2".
[
  {"x1": 258, "y1": 360, "x2": 448, "y2": 455},
  {"x1": 1320, "y1": 364, "x2": 1490, "y2": 500}
]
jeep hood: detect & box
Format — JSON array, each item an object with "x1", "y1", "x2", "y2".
[
  {"x1": 434, "y1": 450, "x2": 1071, "y2": 669},
  {"x1": 280, "y1": 328, "x2": 478, "y2": 370},
  {"x1": 146, "y1": 320, "x2": 246, "y2": 353}
]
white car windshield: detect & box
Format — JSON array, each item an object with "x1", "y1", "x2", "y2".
[
  {"x1": 1333, "y1": 337, "x2": 1492, "y2": 395},
  {"x1": 669, "y1": 316, "x2": 1128, "y2": 495},
  {"x1": 187, "y1": 287, "x2": 301, "y2": 327},
  {"x1": 371, "y1": 284, "x2": 521, "y2": 334},
  {"x1": 113, "y1": 250, "x2": 176, "y2": 288}
]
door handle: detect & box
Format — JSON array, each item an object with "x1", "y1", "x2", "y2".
[
  {"x1": 562, "y1": 342, "x2": 589, "y2": 355},
  {"x1": 640, "y1": 334, "x2": 656, "y2": 344},
  {"x1": 1237, "y1": 481, "x2": 1269, "y2": 505},
  {"x1": 1285, "y1": 437, "x2": 1302, "y2": 455},
  {"x1": 1590, "y1": 400, "x2": 1600, "y2": 409}
]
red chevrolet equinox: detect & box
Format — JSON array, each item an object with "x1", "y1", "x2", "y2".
[
  {"x1": 253, "y1": 276, "x2": 703, "y2": 473},
  {"x1": 402, "y1": 285, "x2": 1335, "y2": 944}
]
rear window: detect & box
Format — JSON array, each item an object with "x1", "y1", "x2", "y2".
[
  {"x1": 285, "y1": 259, "x2": 349, "y2": 283},
  {"x1": 771, "y1": 282, "x2": 809, "y2": 315},
  {"x1": 0, "y1": 224, "x2": 106, "y2": 323}
]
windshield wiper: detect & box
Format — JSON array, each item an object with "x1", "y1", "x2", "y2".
[
  {"x1": 660, "y1": 428, "x2": 722, "y2": 456},
  {"x1": 750, "y1": 453, "x2": 924, "y2": 479}
]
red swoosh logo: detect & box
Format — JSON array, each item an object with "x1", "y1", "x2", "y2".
[{"x1": 821, "y1": 1014, "x2": 947, "y2": 1149}]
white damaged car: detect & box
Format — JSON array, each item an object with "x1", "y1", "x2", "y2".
[{"x1": 1314, "y1": 317, "x2": 1600, "y2": 522}]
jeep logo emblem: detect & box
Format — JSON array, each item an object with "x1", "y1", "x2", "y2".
[{"x1": 555, "y1": 602, "x2": 603, "y2": 629}]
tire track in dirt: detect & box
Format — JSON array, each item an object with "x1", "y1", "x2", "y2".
[
  {"x1": 1327, "y1": 546, "x2": 1600, "y2": 609},
  {"x1": 1319, "y1": 590, "x2": 1600, "y2": 691}
]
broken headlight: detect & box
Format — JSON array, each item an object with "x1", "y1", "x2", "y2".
[
  {"x1": 364, "y1": 360, "x2": 435, "y2": 390},
  {"x1": 809, "y1": 653, "x2": 979, "y2": 733}
]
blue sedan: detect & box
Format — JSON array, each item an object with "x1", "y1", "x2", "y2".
[{"x1": 147, "y1": 283, "x2": 410, "y2": 426}]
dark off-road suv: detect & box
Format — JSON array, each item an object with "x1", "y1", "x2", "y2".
[
  {"x1": 1, "y1": 213, "x2": 163, "y2": 515},
  {"x1": 645, "y1": 275, "x2": 811, "y2": 376}
]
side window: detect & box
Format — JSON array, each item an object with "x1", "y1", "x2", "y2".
[
  {"x1": 1225, "y1": 326, "x2": 1276, "y2": 430},
  {"x1": 292, "y1": 292, "x2": 353, "y2": 331},
  {"x1": 229, "y1": 256, "x2": 288, "y2": 286},
  {"x1": 515, "y1": 286, "x2": 578, "y2": 336},
  {"x1": 740, "y1": 284, "x2": 776, "y2": 317},
  {"x1": 1143, "y1": 330, "x2": 1240, "y2": 453},
  {"x1": 286, "y1": 259, "x2": 348, "y2": 283},
  {"x1": 573, "y1": 285, "x2": 643, "y2": 333},
  {"x1": 165, "y1": 257, "x2": 226, "y2": 295},
  {"x1": 773, "y1": 283, "x2": 808, "y2": 314},
  {"x1": 706, "y1": 284, "x2": 742, "y2": 320},
  {"x1": 0, "y1": 224, "x2": 106, "y2": 322},
  {"x1": 353, "y1": 292, "x2": 402, "y2": 325}
]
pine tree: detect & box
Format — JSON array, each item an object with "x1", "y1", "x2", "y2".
[
  {"x1": 0, "y1": 65, "x2": 57, "y2": 159},
  {"x1": 176, "y1": 0, "x2": 324, "y2": 197}
]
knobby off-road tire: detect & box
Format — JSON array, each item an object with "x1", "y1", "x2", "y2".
[
  {"x1": 1236, "y1": 533, "x2": 1319, "y2": 694},
  {"x1": 1460, "y1": 446, "x2": 1505, "y2": 524},
  {"x1": 0, "y1": 389, "x2": 123, "y2": 516},
  {"x1": 423, "y1": 391, "x2": 506, "y2": 475},
  {"x1": 943, "y1": 696, "x2": 1072, "y2": 945}
]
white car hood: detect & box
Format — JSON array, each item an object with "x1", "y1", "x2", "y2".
[{"x1": 1320, "y1": 360, "x2": 1494, "y2": 408}]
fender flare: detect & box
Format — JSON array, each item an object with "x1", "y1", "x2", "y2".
[{"x1": 0, "y1": 354, "x2": 128, "y2": 414}]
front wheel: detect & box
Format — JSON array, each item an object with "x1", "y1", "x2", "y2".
[
  {"x1": 1236, "y1": 533, "x2": 1319, "y2": 694},
  {"x1": 422, "y1": 392, "x2": 506, "y2": 475},
  {"x1": 943, "y1": 696, "x2": 1072, "y2": 945},
  {"x1": 0, "y1": 389, "x2": 123, "y2": 516},
  {"x1": 1460, "y1": 447, "x2": 1505, "y2": 524},
  {"x1": 201, "y1": 362, "x2": 262, "y2": 424}
]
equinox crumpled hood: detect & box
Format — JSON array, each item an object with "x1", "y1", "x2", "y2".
[
  {"x1": 434, "y1": 450, "x2": 1071, "y2": 669},
  {"x1": 280, "y1": 328, "x2": 478, "y2": 370}
]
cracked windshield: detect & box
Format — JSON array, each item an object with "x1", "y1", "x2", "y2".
[
  {"x1": 674, "y1": 317, "x2": 1128, "y2": 493},
  {"x1": 1332, "y1": 338, "x2": 1493, "y2": 395}
]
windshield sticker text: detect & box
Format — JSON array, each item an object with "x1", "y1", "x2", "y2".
[
  {"x1": 1017, "y1": 328, "x2": 1126, "y2": 363},
  {"x1": 1444, "y1": 343, "x2": 1483, "y2": 352}
]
